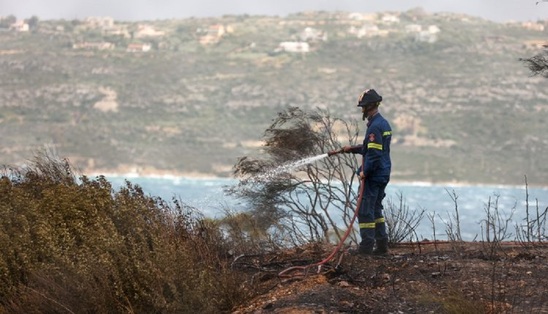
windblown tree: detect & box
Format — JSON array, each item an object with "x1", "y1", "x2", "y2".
[
  {"x1": 520, "y1": 47, "x2": 548, "y2": 78},
  {"x1": 518, "y1": 44, "x2": 548, "y2": 243},
  {"x1": 230, "y1": 107, "x2": 363, "y2": 247}
]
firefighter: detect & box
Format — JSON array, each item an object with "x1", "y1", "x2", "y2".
[{"x1": 342, "y1": 88, "x2": 392, "y2": 255}]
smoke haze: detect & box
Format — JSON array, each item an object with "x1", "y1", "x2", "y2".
[{"x1": 1, "y1": 0, "x2": 547, "y2": 22}]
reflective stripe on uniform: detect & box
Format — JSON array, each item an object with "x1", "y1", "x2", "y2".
[
  {"x1": 383, "y1": 131, "x2": 392, "y2": 136},
  {"x1": 359, "y1": 222, "x2": 376, "y2": 229},
  {"x1": 375, "y1": 217, "x2": 385, "y2": 223},
  {"x1": 367, "y1": 143, "x2": 383, "y2": 150}
]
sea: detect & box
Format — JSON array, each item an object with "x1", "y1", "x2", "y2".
[{"x1": 103, "y1": 174, "x2": 548, "y2": 242}]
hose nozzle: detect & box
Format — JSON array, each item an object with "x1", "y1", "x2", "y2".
[{"x1": 327, "y1": 148, "x2": 344, "y2": 156}]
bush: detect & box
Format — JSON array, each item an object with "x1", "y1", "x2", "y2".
[{"x1": 0, "y1": 152, "x2": 248, "y2": 313}]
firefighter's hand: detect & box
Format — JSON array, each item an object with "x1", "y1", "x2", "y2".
[
  {"x1": 342, "y1": 146, "x2": 353, "y2": 153},
  {"x1": 359, "y1": 171, "x2": 366, "y2": 180}
]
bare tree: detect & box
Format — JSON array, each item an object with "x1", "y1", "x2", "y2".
[
  {"x1": 230, "y1": 106, "x2": 424, "y2": 249},
  {"x1": 230, "y1": 107, "x2": 362, "y2": 246},
  {"x1": 384, "y1": 192, "x2": 425, "y2": 243}
]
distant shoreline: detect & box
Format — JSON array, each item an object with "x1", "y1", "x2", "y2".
[{"x1": 84, "y1": 169, "x2": 548, "y2": 190}]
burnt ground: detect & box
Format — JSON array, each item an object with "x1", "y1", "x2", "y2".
[{"x1": 231, "y1": 242, "x2": 548, "y2": 314}]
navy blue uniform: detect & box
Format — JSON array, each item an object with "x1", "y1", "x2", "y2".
[
  {"x1": 360, "y1": 113, "x2": 392, "y2": 180},
  {"x1": 350, "y1": 112, "x2": 392, "y2": 252}
]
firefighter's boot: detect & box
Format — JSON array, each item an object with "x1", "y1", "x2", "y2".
[
  {"x1": 374, "y1": 218, "x2": 388, "y2": 255},
  {"x1": 374, "y1": 238, "x2": 388, "y2": 255},
  {"x1": 355, "y1": 223, "x2": 375, "y2": 255}
]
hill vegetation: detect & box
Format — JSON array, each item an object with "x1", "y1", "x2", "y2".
[{"x1": 0, "y1": 9, "x2": 547, "y2": 185}]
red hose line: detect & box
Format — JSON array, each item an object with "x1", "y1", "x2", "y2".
[{"x1": 278, "y1": 174, "x2": 366, "y2": 278}]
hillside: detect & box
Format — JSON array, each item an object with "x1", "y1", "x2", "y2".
[{"x1": 1, "y1": 9, "x2": 547, "y2": 185}]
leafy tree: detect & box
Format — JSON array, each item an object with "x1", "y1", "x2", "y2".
[{"x1": 26, "y1": 15, "x2": 39, "y2": 30}]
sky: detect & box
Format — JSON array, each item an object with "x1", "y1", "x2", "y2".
[{"x1": 1, "y1": 0, "x2": 548, "y2": 23}]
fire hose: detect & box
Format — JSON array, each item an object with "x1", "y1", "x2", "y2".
[{"x1": 278, "y1": 148, "x2": 364, "y2": 278}]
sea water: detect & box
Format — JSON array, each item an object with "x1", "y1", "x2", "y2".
[{"x1": 103, "y1": 173, "x2": 548, "y2": 241}]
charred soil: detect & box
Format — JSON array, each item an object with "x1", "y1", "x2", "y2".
[{"x1": 232, "y1": 242, "x2": 548, "y2": 313}]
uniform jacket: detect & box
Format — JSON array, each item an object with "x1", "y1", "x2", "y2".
[{"x1": 351, "y1": 113, "x2": 392, "y2": 181}]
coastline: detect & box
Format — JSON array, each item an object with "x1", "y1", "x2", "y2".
[
  {"x1": 84, "y1": 166, "x2": 223, "y2": 181},
  {"x1": 83, "y1": 168, "x2": 548, "y2": 190}
]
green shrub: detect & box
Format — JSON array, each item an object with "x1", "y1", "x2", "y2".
[{"x1": 0, "y1": 153, "x2": 249, "y2": 313}]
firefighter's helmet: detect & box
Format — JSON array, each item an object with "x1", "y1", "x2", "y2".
[{"x1": 357, "y1": 89, "x2": 382, "y2": 107}]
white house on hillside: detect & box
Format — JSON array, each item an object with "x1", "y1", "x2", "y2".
[
  {"x1": 416, "y1": 25, "x2": 441, "y2": 43},
  {"x1": 85, "y1": 16, "x2": 114, "y2": 28},
  {"x1": 348, "y1": 12, "x2": 377, "y2": 22},
  {"x1": 10, "y1": 20, "x2": 29, "y2": 32},
  {"x1": 521, "y1": 22, "x2": 545, "y2": 31},
  {"x1": 405, "y1": 24, "x2": 422, "y2": 33},
  {"x1": 135, "y1": 25, "x2": 165, "y2": 38},
  {"x1": 127, "y1": 43, "x2": 151, "y2": 52},
  {"x1": 381, "y1": 14, "x2": 400, "y2": 24},
  {"x1": 277, "y1": 42, "x2": 310, "y2": 53},
  {"x1": 299, "y1": 27, "x2": 327, "y2": 42},
  {"x1": 352, "y1": 24, "x2": 380, "y2": 38}
]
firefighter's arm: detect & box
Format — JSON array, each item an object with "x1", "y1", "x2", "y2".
[{"x1": 341, "y1": 145, "x2": 363, "y2": 154}]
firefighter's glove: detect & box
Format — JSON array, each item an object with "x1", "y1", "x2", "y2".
[
  {"x1": 342, "y1": 146, "x2": 352, "y2": 153},
  {"x1": 356, "y1": 166, "x2": 367, "y2": 180}
]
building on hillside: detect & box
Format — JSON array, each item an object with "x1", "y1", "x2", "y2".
[
  {"x1": 135, "y1": 24, "x2": 165, "y2": 38},
  {"x1": 405, "y1": 24, "x2": 422, "y2": 33},
  {"x1": 381, "y1": 14, "x2": 400, "y2": 24},
  {"x1": 416, "y1": 32, "x2": 436, "y2": 43},
  {"x1": 9, "y1": 20, "x2": 29, "y2": 32},
  {"x1": 199, "y1": 35, "x2": 220, "y2": 45},
  {"x1": 427, "y1": 25, "x2": 440, "y2": 34},
  {"x1": 85, "y1": 16, "x2": 114, "y2": 28},
  {"x1": 72, "y1": 41, "x2": 115, "y2": 50},
  {"x1": 416, "y1": 25, "x2": 440, "y2": 43},
  {"x1": 199, "y1": 24, "x2": 231, "y2": 45},
  {"x1": 347, "y1": 12, "x2": 378, "y2": 22},
  {"x1": 277, "y1": 41, "x2": 310, "y2": 53},
  {"x1": 127, "y1": 43, "x2": 151, "y2": 52},
  {"x1": 521, "y1": 22, "x2": 545, "y2": 31},
  {"x1": 299, "y1": 27, "x2": 328, "y2": 42},
  {"x1": 350, "y1": 24, "x2": 381, "y2": 38},
  {"x1": 102, "y1": 25, "x2": 130, "y2": 38},
  {"x1": 208, "y1": 24, "x2": 226, "y2": 37}
]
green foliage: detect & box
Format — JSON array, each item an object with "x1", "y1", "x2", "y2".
[{"x1": 0, "y1": 153, "x2": 249, "y2": 313}]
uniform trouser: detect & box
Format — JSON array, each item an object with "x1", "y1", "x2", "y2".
[{"x1": 358, "y1": 178, "x2": 388, "y2": 249}]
